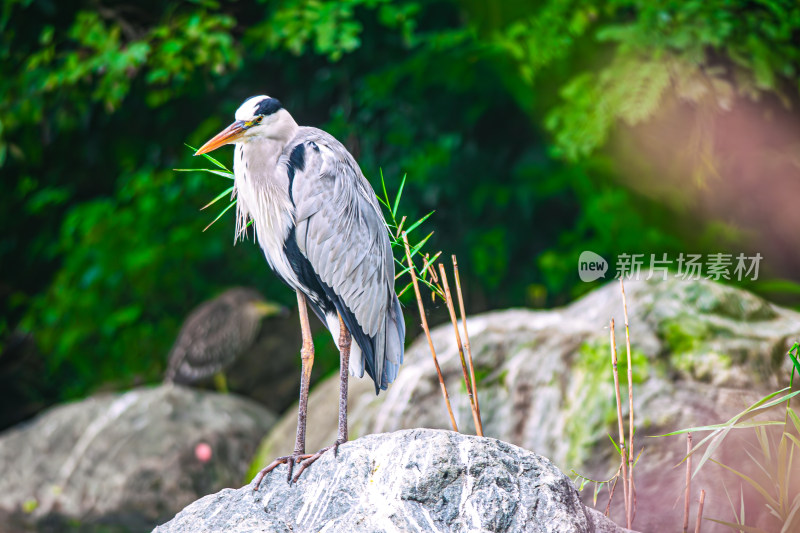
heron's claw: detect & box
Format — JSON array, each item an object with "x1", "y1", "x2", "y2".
[
  {"x1": 252, "y1": 453, "x2": 312, "y2": 490},
  {"x1": 291, "y1": 439, "x2": 347, "y2": 483}
]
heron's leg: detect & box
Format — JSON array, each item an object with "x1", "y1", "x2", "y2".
[
  {"x1": 253, "y1": 292, "x2": 315, "y2": 489},
  {"x1": 293, "y1": 291, "x2": 315, "y2": 455},
  {"x1": 291, "y1": 313, "x2": 351, "y2": 482},
  {"x1": 335, "y1": 312, "x2": 351, "y2": 445}
]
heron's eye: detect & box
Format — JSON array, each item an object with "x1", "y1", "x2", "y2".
[{"x1": 255, "y1": 115, "x2": 264, "y2": 123}]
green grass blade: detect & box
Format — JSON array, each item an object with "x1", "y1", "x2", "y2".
[
  {"x1": 745, "y1": 391, "x2": 800, "y2": 419},
  {"x1": 201, "y1": 186, "x2": 234, "y2": 210},
  {"x1": 392, "y1": 174, "x2": 406, "y2": 218},
  {"x1": 185, "y1": 143, "x2": 230, "y2": 170},
  {"x1": 174, "y1": 168, "x2": 234, "y2": 179},
  {"x1": 404, "y1": 210, "x2": 435, "y2": 236},
  {"x1": 380, "y1": 168, "x2": 391, "y2": 214},
  {"x1": 377, "y1": 195, "x2": 391, "y2": 209},
  {"x1": 705, "y1": 518, "x2": 768, "y2": 533},
  {"x1": 711, "y1": 459, "x2": 779, "y2": 510},
  {"x1": 656, "y1": 421, "x2": 786, "y2": 438},
  {"x1": 721, "y1": 482, "x2": 741, "y2": 526},
  {"x1": 397, "y1": 281, "x2": 413, "y2": 299},
  {"x1": 694, "y1": 426, "x2": 732, "y2": 477},
  {"x1": 395, "y1": 264, "x2": 413, "y2": 280},
  {"x1": 786, "y1": 409, "x2": 800, "y2": 435},
  {"x1": 788, "y1": 343, "x2": 799, "y2": 387},
  {"x1": 781, "y1": 493, "x2": 800, "y2": 533},
  {"x1": 421, "y1": 250, "x2": 442, "y2": 271},
  {"x1": 607, "y1": 433, "x2": 622, "y2": 455},
  {"x1": 409, "y1": 231, "x2": 434, "y2": 260},
  {"x1": 203, "y1": 201, "x2": 236, "y2": 232}
]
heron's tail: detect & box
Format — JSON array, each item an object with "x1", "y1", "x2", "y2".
[
  {"x1": 379, "y1": 295, "x2": 405, "y2": 390},
  {"x1": 330, "y1": 290, "x2": 405, "y2": 395}
]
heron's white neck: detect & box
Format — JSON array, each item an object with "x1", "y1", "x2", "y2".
[{"x1": 232, "y1": 124, "x2": 300, "y2": 292}]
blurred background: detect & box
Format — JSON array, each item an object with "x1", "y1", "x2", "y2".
[{"x1": 2, "y1": 0, "x2": 800, "y2": 429}]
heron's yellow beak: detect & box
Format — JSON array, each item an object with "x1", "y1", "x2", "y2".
[{"x1": 195, "y1": 120, "x2": 247, "y2": 155}]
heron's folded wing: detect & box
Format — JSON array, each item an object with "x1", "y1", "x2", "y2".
[{"x1": 286, "y1": 130, "x2": 404, "y2": 391}]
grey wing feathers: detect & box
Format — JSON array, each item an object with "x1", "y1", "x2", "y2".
[{"x1": 287, "y1": 128, "x2": 405, "y2": 392}]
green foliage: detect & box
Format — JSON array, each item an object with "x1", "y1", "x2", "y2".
[
  {"x1": 658, "y1": 344, "x2": 800, "y2": 531},
  {"x1": 541, "y1": 0, "x2": 800, "y2": 162},
  {"x1": 3, "y1": 0, "x2": 800, "y2": 403}
]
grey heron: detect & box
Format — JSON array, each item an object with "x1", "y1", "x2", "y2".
[
  {"x1": 163, "y1": 287, "x2": 284, "y2": 391},
  {"x1": 195, "y1": 95, "x2": 405, "y2": 485}
]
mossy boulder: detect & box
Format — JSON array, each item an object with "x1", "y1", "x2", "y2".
[{"x1": 252, "y1": 278, "x2": 799, "y2": 531}]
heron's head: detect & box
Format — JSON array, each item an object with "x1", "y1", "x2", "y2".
[{"x1": 195, "y1": 95, "x2": 295, "y2": 155}]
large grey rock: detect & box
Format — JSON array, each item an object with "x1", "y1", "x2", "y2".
[
  {"x1": 253, "y1": 278, "x2": 800, "y2": 531},
  {"x1": 156, "y1": 429, "x2": 632, "y2": 533},
  {"x1": 0, "y1": 384, "x2": 275, "y2": 532}
]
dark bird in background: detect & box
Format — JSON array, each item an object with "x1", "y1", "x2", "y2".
[
  {"x1": 195, "y1": 95, "x2": 405, "y2": 484},
  {"x1": 163, "y1": 287, "x2": 285, "y2": 391}
]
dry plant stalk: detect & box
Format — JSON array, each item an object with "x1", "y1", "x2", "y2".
[
  {"x1": 684, "y1": 433, "x2": 692, "y2": 533},
  {"x1": 603, "y1": 464, "x2": 623, "y2": 516},
  {"x1": 452, "y1": 255, "x2": 483, "y2": 435},
  {"x1": 402, "y1": 232, "x2": 458, "y2": 432},
  {"x1": 610, "y1": 318, "x2": 630, "y2": 524},
  {"x1": 695, "y1": 489, "x2": 706, "y2": 533},
  {"x1": 620, "y1": 279, "x2": 635, "y2": 527},
  {"x1": 439, "y1": 262, "x2": 482, "y2": 436}
]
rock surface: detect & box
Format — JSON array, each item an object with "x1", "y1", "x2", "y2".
[
  {"x1": 156, "y1": 429, "x2": 632, "y2": 533},
  {"x1": 253, "y1": 278, "x2": 800, "y2": 531},
  {"x1": 0, "y1": 384, "x2": 275, "y2": 532}
]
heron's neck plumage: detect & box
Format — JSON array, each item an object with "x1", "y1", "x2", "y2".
[{"x1": 233, "y1": 120, "x2": 301, "y2": 290}]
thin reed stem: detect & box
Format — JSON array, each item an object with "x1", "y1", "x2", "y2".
[
  {"x1": 695, "y1": 489, "x2": 705, "y2": 533},
  {"x1": 402, "y1": 232, "x2": 458, "y2": 432},
  {"x1": 452, "y1": 255, "x2": 483, "y2": 436},
  {"x1": 620, "y1": 279, "x2": 635, "y2": 528},
  {"x1": 683, "y1": 433, "x2": 692, "y2": 533},
  {"x1": 439, "y1": 262, "x2": 481, "y2": 435},
  {"x1": 610, "y1": 318, "x2": 630, "y2": 524}
]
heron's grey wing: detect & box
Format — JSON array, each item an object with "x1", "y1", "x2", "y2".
[
  {"x1": 286, "y1": 131, "x2": 405, "y2": 392},
  {"x1": 164, "y1": 300, "x2": 247, "y2": 383}
]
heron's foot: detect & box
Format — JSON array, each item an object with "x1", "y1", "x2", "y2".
[
  {"x1": 291, "y1": 439, "x2": 347, "y2": 483},
  {"x1": 252, "y1": 453, "x2": 312, "y2": 490}
]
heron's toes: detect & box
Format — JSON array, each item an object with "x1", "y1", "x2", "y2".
[
  {"x1": 252, "y1": 453, "x2": 312, "y2": 490},
  {"x1": 291, "y1": 440, "x2": 347, "y2": 483}
]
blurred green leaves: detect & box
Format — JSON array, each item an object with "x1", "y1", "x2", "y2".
[{"x1": 3, "y1": 0, "x2": 800, "y2": 403}]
